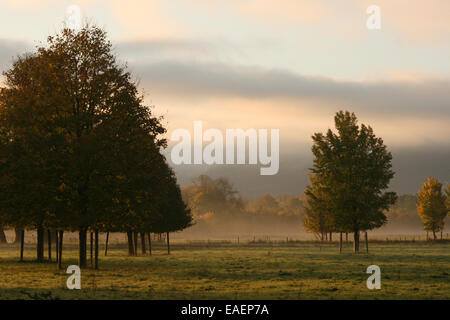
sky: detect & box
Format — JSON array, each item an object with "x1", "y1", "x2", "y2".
[{"x1": 0, "y1": 0, "x2": 449, "y2": 196}]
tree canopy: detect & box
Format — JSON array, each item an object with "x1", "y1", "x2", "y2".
[
  {"x1": 305, "y1": 111, "x2": 397, "y2": 252},
  {"x1": 417, "y1": 177, "x2": 448, "y2": 239},
  {"x1": 0, "y1": 25, "x2": 191, "y2": 267}
]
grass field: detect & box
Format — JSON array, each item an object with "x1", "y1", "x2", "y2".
[{"x1": 0, "y1": 241, "x2": 449, "y2": 300}]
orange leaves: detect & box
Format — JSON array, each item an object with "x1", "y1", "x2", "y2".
[{"x1": 417, "y1": 177, "x2": 447, "y2": 233}]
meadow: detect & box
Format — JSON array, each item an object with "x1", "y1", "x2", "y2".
[{"x1": 0, "y1": 240, "x2": 449, "y2": 300}]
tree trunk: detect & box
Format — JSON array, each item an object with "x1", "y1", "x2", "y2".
[
  {"x1": 0, "y1": 229, "x2": 7, "y2": 244},
  {"x1": 167, "y1": 232, "x2": 170, "y2": 255},
  {"x1": 433, "y1": 231, "x2": 436, "y2": 240},
  {"x1": 345, "y1": 232, "x2": 348, "y2": 242},
  {"x1": 20, "y1": 230, "x2": 25, "y2": 262},
  {"x1": 127, "y1": 231, "x2": 134, "y2": 256},
  {"x1": 43, "y1": 229, "x2": 48, "y2": 246},
  {"x1": 15, "y1": 228, "x2": 24, "y2": 244},
  {"x1": 78, "y1": 228, "x2": 87, "y2": 268},
  {"x1": 339, "y1": 232, "x2": 343, "y2": 254},
  {"x1": 104, "y1": 232, "x2": 109, "y2": 256},
  {"x1": 47, "y1": 230, "x2": 52, "y2": 262},
  {"x1": 55, "y1": 231, "x2": 59, "y2": 263},
  {"x1": 94, "y1": 230, "x2": 99, "y2": 270},
  {"x1": 353, "y1": 231, "x2": 360, "y2": 254},
  {"x1": 133, "y1": 232, "x2": 138, "y2": 256},
  {"x1": 90, "y1": 232, "x2": 93, "y2": 267},
  {"x1": 329, "y1": 232, "x2": 332, "y2": 242},
  {"x1": 140, "y1": 232, "x2": 146, "y2": 255},
  {"x1": 365, "y1": 231, "x2": 369, "y2": 253},
  {"x1": 147, "y1": 232, "x2": 152, "y2": 256},
  {"x1": 36, "y1": 225, "x2": 45, "y2": 262},
  {"x1": 52, "y1": 231, "x2": 58, "y2": 245},
  {"x1": 58, "y1": 231, "x2": 64, "y2": 269}
]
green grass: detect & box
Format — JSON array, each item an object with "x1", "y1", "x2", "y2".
[{"x1": 0, "y1": 241, "x2": 449, "y2": 299}]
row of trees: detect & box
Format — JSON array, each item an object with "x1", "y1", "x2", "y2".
[
  {"x1": 303, "y1": 111, "x2": 449, "y2": 252},
  {"x1": 0, "y1": 26, "x2": 192, "y2": 268},
  {"x1": 182, "y1": 175, "x2": 304, "y2": 219},
  {"x1": 179, "y1": 170, "x2": 448, "y2": 241},
  {"x1": 181, "y1": 175, "x2": 305, "y2": 236}
]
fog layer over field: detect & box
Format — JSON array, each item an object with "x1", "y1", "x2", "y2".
[{"x1": 172, "y1": 175, "x2": 450, "y2": 240}]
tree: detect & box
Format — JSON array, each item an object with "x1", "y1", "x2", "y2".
[
  {"x1": 417, "y1": 177, "x2": 448, "y2": 240},
  {"x1": 151, "y1": 167, "x2": 193, "y2": 254},
  {"x1": 40, "y1": 26, "x2": 137, "y2": 267},
  {"x1": 0, "y1": 229, "x2": 6, "y2": 244},
  {"x1": 308, "y1": 111, "x2": 397, "y2": 253},
  {"x1": 384, "y1": 195, "x2": 423, "y2": 230},
  {"x1": 0, "y1": 52, "x2": 63, "y2": 262},
  {"x1": 252, "y1": 194, "x2": 280, "y2": 217},
  {"x1": 13, "y1": 229, "x2": 23, "y2": 244},
  {"x1": 303, "y1": 175, "x2": 333, "y2": 241},
  {"x1": 277, "y1": 196, "x2": 303, "y2": 218},
  {"x1": 0, "y1": 25, "x2": 168, "y2": 267},
  {"x1": 445, "y1": 184, "x2": 450, "y2": 213},
  {"x1": 183, "y1": 175, "x2": 243, "y2": 222},
  {"x1": 95, "y1": 119, "x2": 167, "y2": 257}
]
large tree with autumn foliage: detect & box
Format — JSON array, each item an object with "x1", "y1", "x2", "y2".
[{"x1": 0, "y1": 25, "x2": 191, "y2": 267}]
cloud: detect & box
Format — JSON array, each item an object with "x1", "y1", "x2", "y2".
[
  {"x1": 378, "y1": 0, "x2": 450, "y2": 43},
  {"x1": 1, "y1": 0, "x2": 56, "y2": 9},
  {"x1": 235, "y1": 0, "x2": 331, "y2": 25},
  {"x1": 130, "y1": 58, "x2": 450, "y2": 119},
  {"x1": 0, "y1": 39, "x2": 30, "y2": 71},
  {"x1": 2, "y1": 37, "x2": 448, "y2": 149},
  {"x1": 0, "y1": 34, "x2": 448, "y2": 197},
  {"x1": 114, "y1": 41, "x2": 449, "y2": 149},
  {"x1": 182, "y1": 0, "x2": 331, "y2": 25},
  {"x1": 115, "y1": 39, "x2": 218, "y2": 62},
  {"x1": 189, "y1": 0, "x2": 450, "y2": 44},
  {"x1": 2, "y1": 0, "x2": 449, "y2": 44},
  {"x1": 106, "y1": 0, "x2": 187, "y2": 39}
]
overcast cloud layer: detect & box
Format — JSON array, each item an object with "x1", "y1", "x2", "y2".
[
  {"x1": 1, "y1": 11, "x2": 448, "y2": 197},
  {"x1": 132, "y1": 59, "x2": 450, "y2": 118}
]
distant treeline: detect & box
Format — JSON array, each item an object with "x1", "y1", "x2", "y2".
[{"x1": 180, "y1": 175, "x2": 445, "y2": 237}]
